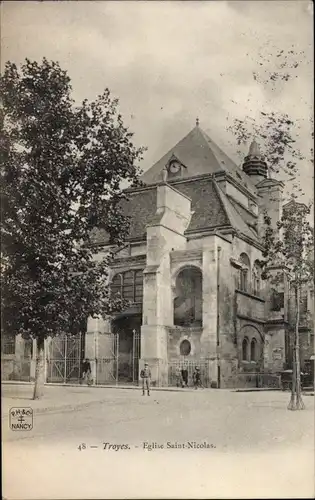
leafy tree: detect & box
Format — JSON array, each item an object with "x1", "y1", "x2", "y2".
[
  {"x1": 0, "y1": 58, "x2": 145, "y2": 399},
  {"x1": 261, "y1": 201, "x2": 313, "y2": 409},
  {"x1": 226, "y1": 44, "x2": 313, "y2": 408},
  {"x1": 226, "y1": 46, "x2": 312, "y2": 198}
]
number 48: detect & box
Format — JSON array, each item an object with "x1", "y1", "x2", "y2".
[{"x1": 78, "y1": 443, "x2": 86, "y2": 451}]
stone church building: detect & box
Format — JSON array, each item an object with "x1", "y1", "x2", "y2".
[
  {"x1": 85, "y1": 121, "x2": 313, "y2": 388},
  {"x1": 2, "y1": 122, "x2": 313, "y2": 387}
]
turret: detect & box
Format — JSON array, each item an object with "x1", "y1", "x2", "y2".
[{"x1": 242, "y1": 139, "x2": 268, "y2": 185}]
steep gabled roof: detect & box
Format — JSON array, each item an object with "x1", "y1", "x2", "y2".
[
  {"x1": 141, "y1": 124, "x2": 256, "y2": 194},
  {"x1": 90, "y1": 176, "x2": 260, "y2": 247}
]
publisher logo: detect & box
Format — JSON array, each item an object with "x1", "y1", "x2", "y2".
[{"x1": 9, "y1": 407, "x2": 33, "y2": 431}]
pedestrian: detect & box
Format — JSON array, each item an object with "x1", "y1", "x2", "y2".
[
  {"x1": 193, "y1": 366, "x2": 201, "y2": 389},
  {"x1": 181, "y1": 366, "x2": 188, "y2": 387},
  {"x1": 81, "y1": 358, "x2": 92, "y2": 386},
  {"x1": 140, "y1": 362, "x2": 151, "y2": 396},
  {"x1": 175, "y1": 366, "x2": 182, "y2": 387}
]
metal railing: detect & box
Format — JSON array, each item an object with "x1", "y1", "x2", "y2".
[
  {"x1": 234, "y1": 372, "x2": 281, "y2": 389},
  {"x1": 168, "y1": 358, "x2": 211, "y2": 388},
  {"x1": 46, "y1": 333, "x2": 82, "y2": 384}
]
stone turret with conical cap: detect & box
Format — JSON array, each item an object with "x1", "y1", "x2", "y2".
[{"x1": 242, "y1": 138, "x2": 268, "y2": 185}]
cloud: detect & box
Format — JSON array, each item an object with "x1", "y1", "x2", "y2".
[{"x1": 1, "y1": 0, "x2": 313, "y2": 200}]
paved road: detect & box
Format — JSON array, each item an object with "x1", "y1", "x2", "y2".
[{"x1": 2, "y1": 384, "x2": 314, "y2": 499}]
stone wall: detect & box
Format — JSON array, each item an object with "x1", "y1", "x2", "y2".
[
  {"x1": 167, "y1": 326, "x2": 203, "y2": 359},
  {"x1": 1, "y1": 335, "x2": 36, "y2": 382},
  {"x1": 141, "y1": 182, "x2": 192, "y2": 385}
]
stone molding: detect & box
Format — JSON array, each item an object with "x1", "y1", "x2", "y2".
[
  {"x1": 237, "y1": 314, "x2": 266, "y2": 325},
  {"x1": 170, "y1": 249, "x2": 202, "y2": 264},
  {"x1": 235, "y1": 288, "x2": 265, "y2": 303}
]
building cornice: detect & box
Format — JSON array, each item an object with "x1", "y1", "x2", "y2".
[
  {"x1": 170, "y1": 249, "x2": 203, "y2": 264},
  {"x1": 237, "y1": 314, "x2": 266, "y2": 325},
  {"x1": 236, "y1": 289, "x2": 266, "y2": 303}
]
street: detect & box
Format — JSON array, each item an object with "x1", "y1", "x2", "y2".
[{"x1": 2, "y1": 384, "x2": 315, "y2": 499}]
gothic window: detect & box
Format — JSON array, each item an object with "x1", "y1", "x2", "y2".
[
  {"x1": 270, "y1": 289, "x2": 284, "y2": 311},
  {"x1": 111, "y1": 273, "x2": 123, "y2": 298},
  {"x1": 180, "y1": 339, "x2": 191, "y2": 356},
  {"x1": 250, "y1": 338, "x2": 257, "y2": 362},
  {"x1": 239, "y1": 253, "x2": 250, "y2": 292},
  {"x1": 242, "y1": 337, "x2": 249, "y2": 361},
  {"x1": 111, "y1": 270, "x2": 144, "y2": 304},
  {"x1": 174, "y1": 267, "x2": 202, "y2": 326}
]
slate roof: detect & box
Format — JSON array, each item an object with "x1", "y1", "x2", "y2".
[
  {"x1": 90, "y1": 124, "x2": 261, "y2": 247},
  {"x1": 90, "y1": 176, "x2": 260, "y2": 246},
  {"x1": 141, "y1": 125, "x2": 256, "y2": 194}
]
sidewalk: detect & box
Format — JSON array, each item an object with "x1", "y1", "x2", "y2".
[
  {"x1": 1, "y1": 382, "x2": 203, "y2": 417},
  {"x1": 2, "y1": 385, "x2": 111, "y2": 418},
  {"x1": 2, "y1": 379, "x2": 283, "y2": 392}
]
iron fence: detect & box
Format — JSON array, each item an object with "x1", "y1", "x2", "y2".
[
  {"x1": 46, "y1": 333, "x2": 82, "y2": 384},
  {"x1": 168, "y1": 358, "x2": 211, "y2": 388},
  {"x1": 95, "y1": 333, "x2": 119, "y2": 385},
  {"x1": 234, "y1": 372, "x2": 281, "y2": 389},
  {"x1": 94, "y1": 330, "x2": 141, "y2": 385}
]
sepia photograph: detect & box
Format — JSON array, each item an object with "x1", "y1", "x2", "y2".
[{"x1": 1, "y1": 1, "x2": 314, "y2": 498}]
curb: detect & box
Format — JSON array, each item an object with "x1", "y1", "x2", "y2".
[
  {"x1": 45, "y1": 383, "x2": 199, "y2": 393},
  {"x1": 3, "y1": 380, "x2": 287, "y2": 394},
  {"x1": 234, "y1": 388, "x2": 281, "y2": 392},
  {"x1": 2, "y1": 381, "x2": 212, "y2": 393}
]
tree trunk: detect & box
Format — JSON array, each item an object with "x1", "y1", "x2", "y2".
[
  {"x1": 32, "y1": 337, "x2": 45, "y2": 400},
  {"x1": 288, "y1": 345, "x2": 296, "y2": 409},
  {"x1": 288, "y1": 286, "x2": 305, "y2": 410}
]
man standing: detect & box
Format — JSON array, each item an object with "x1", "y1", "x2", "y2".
[
  {"x1": 140, "y1": 362, "x2": 151, "y2": 396},
  {"x1": 181, "y1": 366, "x2": 189, "y2": 387},
  {"x1": 193, "y1": 366, "x2": 201, "y2": 389},
  {"x1": 81, "y1": 358, "x2": 92, "y2": 386}
]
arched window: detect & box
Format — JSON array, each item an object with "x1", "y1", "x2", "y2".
[
  {"x1": 174, "y1": 267, "x2": 202, "y2": 326},
  {"x1": 239, "y1": 253, "x2": 250, "y2": 292},
  {"x1": 250, "y1": 338, "x2": 257, "y2": 362},
  {"x1": 252, "y1": 261, "x2": 261, "y2": 296},
  {"x1": 111, "y1": 270, "x2": 144, "y2": 304},
  {"x1": 180, "y1": 339, "x2": 191, "y2": 356},
  {"x1": 270, "y1": 289, "x2": 284, "y2": 311},
  {"x1": 111, "y1": 273, "x2": 123, "y2": 298},
  {"x1": 242, "y1": 337, "x2": 249, "y2": 361}
]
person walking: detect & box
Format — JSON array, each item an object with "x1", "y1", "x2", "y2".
[
  {"x1": 140, "y1": 362, "x2": 151, "y2": 396},
  {"x1": 193, "y1": 366, "x2": 201, "y2": 389},
  {"x1": 81, "y1": 358, "x2": 92, "y2": 386}
]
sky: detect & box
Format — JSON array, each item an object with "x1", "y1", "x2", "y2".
[{"x1": 1, "y1": 0, "x2": 313, "y2": 200}]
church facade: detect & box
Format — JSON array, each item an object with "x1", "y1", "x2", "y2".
[
  {"x1": 2, "y1": 122, "x2": 313, "y2": 387},
  {"x1": 84, "y1": 122, "x2": 314, "y2": 388}
]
